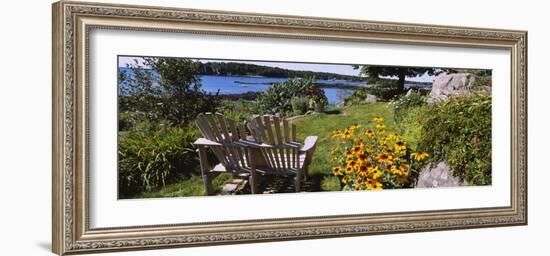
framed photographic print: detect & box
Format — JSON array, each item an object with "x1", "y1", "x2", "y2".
[{"x1": 52, "y1": 1, "x2": 527, "y2": 255}]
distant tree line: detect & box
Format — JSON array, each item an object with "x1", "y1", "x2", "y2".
[{"x1": 197, "y1": 61, "x2": 365, "y2": 81}]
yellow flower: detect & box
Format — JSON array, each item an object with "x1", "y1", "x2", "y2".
[
  {"x1": 373, "y1": 181, "x2": 383, "y2": 190},
  {"x1": 366, "y1": 178, "x2": 383, "y2": 190},
  {"x1": 375, "y1": 123, "x2": 386, "y2": 130},
  {"x1": 394, "y1": 141, "x2": 406, "y2": 152},
  {"x1": 396, "y1": 174, "x2": 409, "y2": 184},
  {"x1": 350, "y1": 123, "x2": 361, "y2": 130},
  {"x1": 357, "y1": 153, "x2": 369, "y2": 163},
  {"x1": 347, "y1": 160, "x2": 358, "y2": 167},
  {"x1": 371, "y1": 168, "x2": 383, "y2": 179},
  {"x1": 365, "y1": 178, "x2": 375, "y2": 189},
  {"x1": 358, "y1": 165, "x2": 369, "y2": 176},
  {"x1": 345, "y1": 150, "x2": 353, "y2": 158},
  {"x1": 373, "y1": 116, "x2": 384, "y2": 123},
  {"x1": 364, "y1": 129, "x2": 375, "y2": 139},
  {"x1": 342, "y1": 175, "x2": 350, "y2": 184},
  {"x1": 353, "y1": 145, "x2": 362, "y2": 154},
  {"x1": 399, "y1": 163, "x2": 410, "y2": 173},
  {"x1": 375, "y1": 153, "x2": 393, "y2": 165},
  {"x1": 343, "y1": 130, "x2": 352, "y2": 139},
  {"x1": 378, "y1": 129, "x2": 386, "y2": 135},
  {"x1": 345, "y1": 166, "x2": 354, "y2": 174},
  {"x1": 387, "y1": 133, "x2": 400, "y2": 141},
  {"x1": 367, "y1": 165, "x2": 379, "y2": 174},
  {"x1": 411, "y1": 151, "x2": 430, "y2": 161},
  {"x1": 390, "y1": 165, "x2": 402, "y2": 175},
  {"x1": 332, "y1": 166, "x2": 342, "y2": 176}
]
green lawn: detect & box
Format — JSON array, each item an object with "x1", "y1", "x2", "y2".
[
  {"x1": 135, "y1": 173, "x2": 233, "y2": 198},
  {"x1": 134, "y1": 102, "x2": 396, "y2": 198}
]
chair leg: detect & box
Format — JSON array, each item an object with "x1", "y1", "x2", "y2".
[
  {"x1": 202, "y1": 174, "x2": 213, "y2": 196},
  {"x1": 303, "y1": 167, "x2": 309, "y2": 182},
  {"x1": 198, "y1": 145, "x2": 213, "y2": 196},
  {"x1": 249, "y1": 171, "x2": 259, "y2": 194},
  {"x1": 295, "y1": 172, "x2": 302, "y2": 192},
  {"x1": 248, "y1": 150, "x2": 260, "y2": 194}
]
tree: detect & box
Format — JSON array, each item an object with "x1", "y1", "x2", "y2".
[
  {"x1": 352, "y1": 65, "x2": 442, "y2": 91},
  {"x1": 142, "y1": 57, "x2": 220, "y2": 127},
  {"x1": 120, "y1": 57, "x2": 220, "y2": 127}
]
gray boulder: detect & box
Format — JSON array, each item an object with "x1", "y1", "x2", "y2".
[
  {"x1": 364, "y1": 94, "x2": 377, "y2": 103},
  {"x1": 416, "y1": 161, "x2": 464, "y2": 188},
  {"x1": 426, "y1": 73, "x2": 475, "y2": 104}
]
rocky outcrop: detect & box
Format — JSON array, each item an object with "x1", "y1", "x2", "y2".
[
  {"x1": 426, "y1": 73, "x2": 475, "y2": 104},
  {"x1": 416, "y1": 161, "x2": 464, "y2": 188}
]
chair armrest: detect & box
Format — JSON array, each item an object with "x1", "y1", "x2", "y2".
[
  {"x1": 194, "y1": 138, "x2": 263, "y2": 148},
  {"x1": 300, "y1": 136, "x2": 318, "y2": 153},
  {"x1": 193, "y1": 138, "x2": 222, "y2": 147}
]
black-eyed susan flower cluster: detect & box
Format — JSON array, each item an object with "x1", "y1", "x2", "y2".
[{"x1": 330, "y1": 116, "x2": 429, "y2": 191}]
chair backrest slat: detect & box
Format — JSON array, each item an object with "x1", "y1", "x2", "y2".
[
  {"x1": 195, "y1": 113, "x2": 250, "y2": 171},
  {"x1": 283, "y1": 119, "x2": 292, "y2": 169},
  {"x1": 263, "y1": 116, "x2": 280, "y2": 171},
  {"x1": 292, "y1": 124, "x2": 298, "y2": 169},
  {"x1": 248, "y1": 115, "x2": 301, "y2": 173},
  {"x1": 272, "y1": 116, "x2": 286, "y2": 170}
]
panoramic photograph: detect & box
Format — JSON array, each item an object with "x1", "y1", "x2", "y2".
[{"x1": 117, "y1": 56, "x2": 492, "y2": 199}]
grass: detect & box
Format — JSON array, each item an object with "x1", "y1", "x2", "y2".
[
  {"x1": 135, "y1": 173, "x2": 233, "y2": 198},
  {"x1": 133, "y1": 102, "x2": 396, "y2": 198},
  {"x1": 292, "y1": 102, "x2": 396, "y2": 190}
]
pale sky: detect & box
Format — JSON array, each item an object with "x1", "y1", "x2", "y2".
[{"x1": 118, "y1": 56, "x2": 436, "y2": 82}]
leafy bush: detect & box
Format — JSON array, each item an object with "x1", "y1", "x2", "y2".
[
  {"x1": 119, "y1": 57, "x2": 221, "y2": 128},
  {"x1": 118, "y1": 125, "x2": 200, "y2": 198},
  {"x1": 394, "y1": 105, "x2": 425, "y2": 150},
  {"x1": 308, "y1": 85, "x2": 328, "y2": 106},
  {"x1": 118, "y1": 111, "x2": 163, "y2": 132},
  {"x1": 291, "y1": 97, "x2": 309, "y2": 115},
  {"x1": 257, "y1": 77, "x2": 313, "y2": 115},
  {"x1": 365, "y1": 79, "x2": 404, "y2": 101},
  {"x1": 469, "y1": 73, "x2": 492, "y2": 90},
  {"x1": 418, "y1": 94, "x2": 492, "y2": 185},
  {"x1": 344, "y1": 88, "x2": 371, "y2": 106},
  {"x1": 391, "y1": 91, "x2": 426, "y2": 123},
  {"x1": 216, "y1": 99, "x2": 258, "y2": 123},
  {"x1": 345, "y1": 80, "x2": 404, "y2": 105}
]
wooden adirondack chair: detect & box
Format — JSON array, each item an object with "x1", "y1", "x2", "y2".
[
  {"x1": 247, "y1": 115, "x2": 318, "y2": 192},
  {"x1": 194, "y1": 113, "x2": 260, "y2": 195}
]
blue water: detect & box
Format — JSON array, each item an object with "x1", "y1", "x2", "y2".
[
  {"x1": 119, "y1": 68, "x2": 426, "y2": 105},
  {"x1": 199, "y1": 75, "x2": 359, "y2": 104}
]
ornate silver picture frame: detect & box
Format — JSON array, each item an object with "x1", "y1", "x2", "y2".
[{"x1": 52, "y1": 1, "x2": 527, "y2": 255}]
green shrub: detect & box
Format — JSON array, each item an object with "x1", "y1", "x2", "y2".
[
  {"x1": 395, "y1": 105, "x2": 425, "y2": 149},
  {"x1": 291, "y1": 97, "x2": 309, "y2": 115},
  {"x1": 321, "y1": 176, "x2": 341, "y2": 191},
  {"x1": 118, "y1": 125, "x2": 200, "y2": 197},
  {"x1": 257, "y1": 77, "x2": 313, "y2": 115},
  {"x1": 216, "y1": 99, "x2": 257, "y2": 123},
  {"x1": 345, "y1": 80, "x2": 404, "y2": 105},
  {"x1": 469, "y1": 72, "x2": 492, "y2": 90},
  {"x1": 366, "y1": 79, "x2": 404, "y2": 101},
  {"x1": 308, "y1": 85, "x2": 328, "y2": 107},
  {"x1": 391, "y1": 91, "x2": 426, "y2": 123},
  {"x1": 344, "y1": 87, "x2": 370, "y2": 106},
  {"x1": 418, "y1": 94, "x2": 492, "y2": 185}
]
